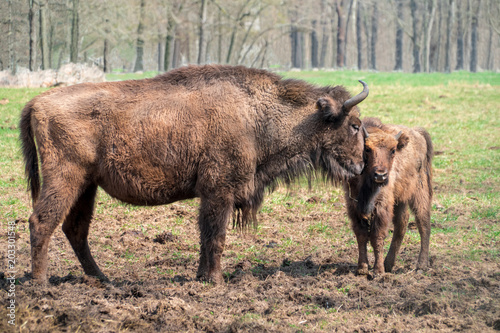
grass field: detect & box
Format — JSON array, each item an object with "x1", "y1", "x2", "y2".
[{"x1": 0, "y1": 70, "x2": 499, "y2": 332}]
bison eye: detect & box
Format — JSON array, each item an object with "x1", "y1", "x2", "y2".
[
  {"x1": 391, "y1": 149, "x2": 396, "y2": 155},
  {"x1": 351, "y1": 124, "x2": 359, "y2": 133}
]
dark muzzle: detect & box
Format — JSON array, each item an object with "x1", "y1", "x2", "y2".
[{"x1": 373, "y1": 170, "x2": 388, "y2": 184}]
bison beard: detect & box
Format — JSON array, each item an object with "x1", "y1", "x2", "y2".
[{"x1": 21, "y1": 64, "x2": 368, "y2": 284}]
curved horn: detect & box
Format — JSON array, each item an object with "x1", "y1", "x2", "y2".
[
  {"x1": 395, "y1": 131, "x2": 403, "y2": 140},
  {"x1": 343, "y1": 80, "x2": 369, "y2": 112},
  {"x1": 362, "y1": 126, "x2": 369, "y2": 138}
]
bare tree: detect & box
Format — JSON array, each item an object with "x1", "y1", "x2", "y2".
[
  {"x1": 319, "y1": 0, "x2": 330, "y2": 68},
  {"x1": 444, "y1": 0, "x2": 454, "y2": 72},
  {"x1": 39, "y1": 0, "x2": 50, "y2": 70},
  {"x1": 469, "y1": 0, "x2": 481, "y2": 72},
  {"x1": 70, "y1": 0, "x2": 79, "y2": 63},
  {"x1": 455, "y1": 0, "x2": 464, "y2": 70},
  {"x1": 356, "y1": 0, "x2": 363, "y2": 70},
  {"x1": 422, "y1": 0, "x2": 436, "y2": 72},
  {"x1": 311, "y1": 20, "x2": 319, "y2": 68},
  {"x1": 7, "y1": 0, "x2": 16, "y2": 74},
  {"x1": 197, "y1": 0, "x2": 207, "y2": 64},
  {"x1": 370, "y1": 1, "x2": 378, "y2": 70},
  {"x1": 410, "y1": 0, "x2": 421, "y2": 72},
  {"x1": 223, "y1": 0, "x2": 253, "y2": 64},
  {"x1": 335, "y1": 0, "x2": 347, "y2": 68},
  {"x1": 393, "y1": 0, "x2": 404, "y2": 71},
  {"x1": 28, "y1": 0, "x2": 36, "y2": 71},
  {"x1": 133, "y1": 0, "x2": 146, "y2": 72}
]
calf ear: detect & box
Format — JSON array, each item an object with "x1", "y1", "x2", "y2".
[
  {"x1": 316, "y1": 96, "x2": 342, "y2": 122},
  {"x1": 395, "y1": 131, "x2": 409, "y2": 150}
]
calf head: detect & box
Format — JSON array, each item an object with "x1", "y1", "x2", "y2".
[
  {"x1": 315, "y1": 81, "x2": 368, "y2": 177},
  {"x1": 363, "y1": 127, "x2": 409, "y2": 186}
]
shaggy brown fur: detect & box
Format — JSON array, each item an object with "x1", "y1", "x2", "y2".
[
  {"x1": 344, "y1": 117, "x2": 433, "y2": 276},
  {"x1": 20, "y1": 64, "x2": 368, "y2": 284}
]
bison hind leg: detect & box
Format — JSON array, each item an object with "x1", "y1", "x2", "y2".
[
  {"x1": 30, "y1": 173, "x2": 89, "y2": 283},
  {"x1": 410, "y1": 195, "x2": 432, "y2": 270},
  {"x1": 384, "y1": 203, "x2": 409, "y2": 273},
  {"x1": 62, "y1": 183, "x2": 108, "y2": 281}
]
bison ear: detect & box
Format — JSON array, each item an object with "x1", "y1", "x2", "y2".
[
  {"x1": 316, "y1": 97, "x2": 342, "y2": 122},
  {"x1": 395, "y1": 131, "x2": 409, "y2": 150}
]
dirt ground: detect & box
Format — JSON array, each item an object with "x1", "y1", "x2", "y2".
[{"x1": 1, "y1": 185, "x2": 499, "y2": 332}]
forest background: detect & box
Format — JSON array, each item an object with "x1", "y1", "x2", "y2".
[{"x1": 1, "y1": 0, "x2": 499, "y2": 75}]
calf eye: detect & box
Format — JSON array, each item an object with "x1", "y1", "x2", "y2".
[{"x1": 391, "y1": 149, "x2": 396, "y2": 155}]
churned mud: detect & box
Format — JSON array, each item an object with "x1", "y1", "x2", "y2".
[{"x1": 1, "y1": 186, "x2": 499, "y2": 332}]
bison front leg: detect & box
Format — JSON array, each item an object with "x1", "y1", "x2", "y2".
[
  {"x1": 370, "y1": 212, "x2": 390, "y2": 276},
  {"x1": 351, "y1": 217, "x2": 370, "y2": 276},
  {"x1": 196, "y1": 195, "x2": 233, "y2": 284}
]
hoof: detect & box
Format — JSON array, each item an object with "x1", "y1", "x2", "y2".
[
  {"x1": 197, "y1": 271, "x2": 223, "y2": 285},
  {"x1": 356, "y1": 267, "x2": 370, "y2": 276},
  {"x1": 384, "y1": 264, "x2": 394, "y2": 273}
]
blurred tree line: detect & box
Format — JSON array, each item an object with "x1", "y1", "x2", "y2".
[{"x1": 1, "y1": 0, "x2": 499, "y2": 74}]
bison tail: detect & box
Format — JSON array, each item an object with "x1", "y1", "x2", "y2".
[
  {"x1": 417, "y1": 128, "x2": 434, "y2": 198},
  {"x1": 19, "y1": 102, "x2": 40, "y2": 206}
]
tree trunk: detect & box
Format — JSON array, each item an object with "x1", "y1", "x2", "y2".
[
  {"x1": 157, "y1": 42, "x2": 162, "y2": 72},
  {"x1": 133, "y1": 0, "x2": 146, "y2": 72},
  {"x1": 444, "y1": 0, "x2": 454, "y2": 72},
  {"x1": 70, "y1": 0, "x2": 79, "y2": 63},
  {"x1": 336, "y1": 0, "x2": 346, "y2": 68},
  {"x1": 7, "y1": 0, "x2": 16, "y2": 74},
  {"x1": 197, "y1": 0, "x2": 207, "y2": 64},
  {"x1": 369, "y1": 1, "x2": 378, "y2": 70},
  {"x1": 217, "y1": 9, "x2": 222, "y2": 63},
  {"x1": 311, "y1": 20, "x2": 319, "y2": 68},
  {"x1": 486, "y1": 19, "x2": 493, "y2": 70},
  {"x1": 28, "y1": 0, "x2": 36, "y2": 71},
  {"x1": 356, "y1": 0, "x2": 363, "y2": 70},
  {"x1": 363, "y1": 6, "x2": 370, "y2": 70},
  {"x1": 164, "y1": 14, "x2": 175, "y2": 71},
  {"x1": 172, "y1": 38, "x2": 180, "y2": 69},
  {"x1": 344, "y1": 0, "x2": 355, "y2": 64},
  {"x1": 103, "y1": 38, "x2": 108, "y2": 73},
  {"x1": 434, "y1": 0, "x2": 443, "y2": 71},
  {"x1": 410, "y1": 0, "x2": 421, "y2": 73},
  {"x1": 469, "y1": 0, "x2": 481, "y2": 72},
  {"x1": 394, "y1": 0, "x2": 404, "y2": 71},
  {"x1": 39, "y1": 0, "x2": 50, "y2": 70},
  {"x1": 455, "y1": 0, "x2": 464, "y2": 70},
  {"x1": 319, "y1": 0, "x2": 329, "y2": 68},
  {"x1": 290, "y1": 25, "x2": 303, "y2": 68},
  {"x1": 423, "y1": 0, "x2": 436, "y2": 72}
]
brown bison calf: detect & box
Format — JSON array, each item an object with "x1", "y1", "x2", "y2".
[
  {"x1": 21, "y1": 65, "x2": 369, "y2": 284},
  {"x1": 344, "y1": 117, "x2": 433, "y2": 276}
]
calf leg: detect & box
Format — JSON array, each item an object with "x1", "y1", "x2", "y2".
[
  {"x1": 370, "y1": 211, "x2": 391, "y2": 276},
  {"x1": 352, "y1": 218, "x2": 370, "y2": 275},
  {"x1": 196, "y1": 194, "x2": 233, "y2": 284},
  {"x1": 411, "y1": 197, "x2": 432, "y2": 270},
  {"x1": 62, "y1": 184, "x2": 107, "y2": 280},
  {"x1": 384, "y1": 203, "x2": 409, "y2": 272}
]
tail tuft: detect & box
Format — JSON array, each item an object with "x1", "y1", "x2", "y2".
[{"x1": 19, "y1": 102, "x2": 40, "y2": 206}]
